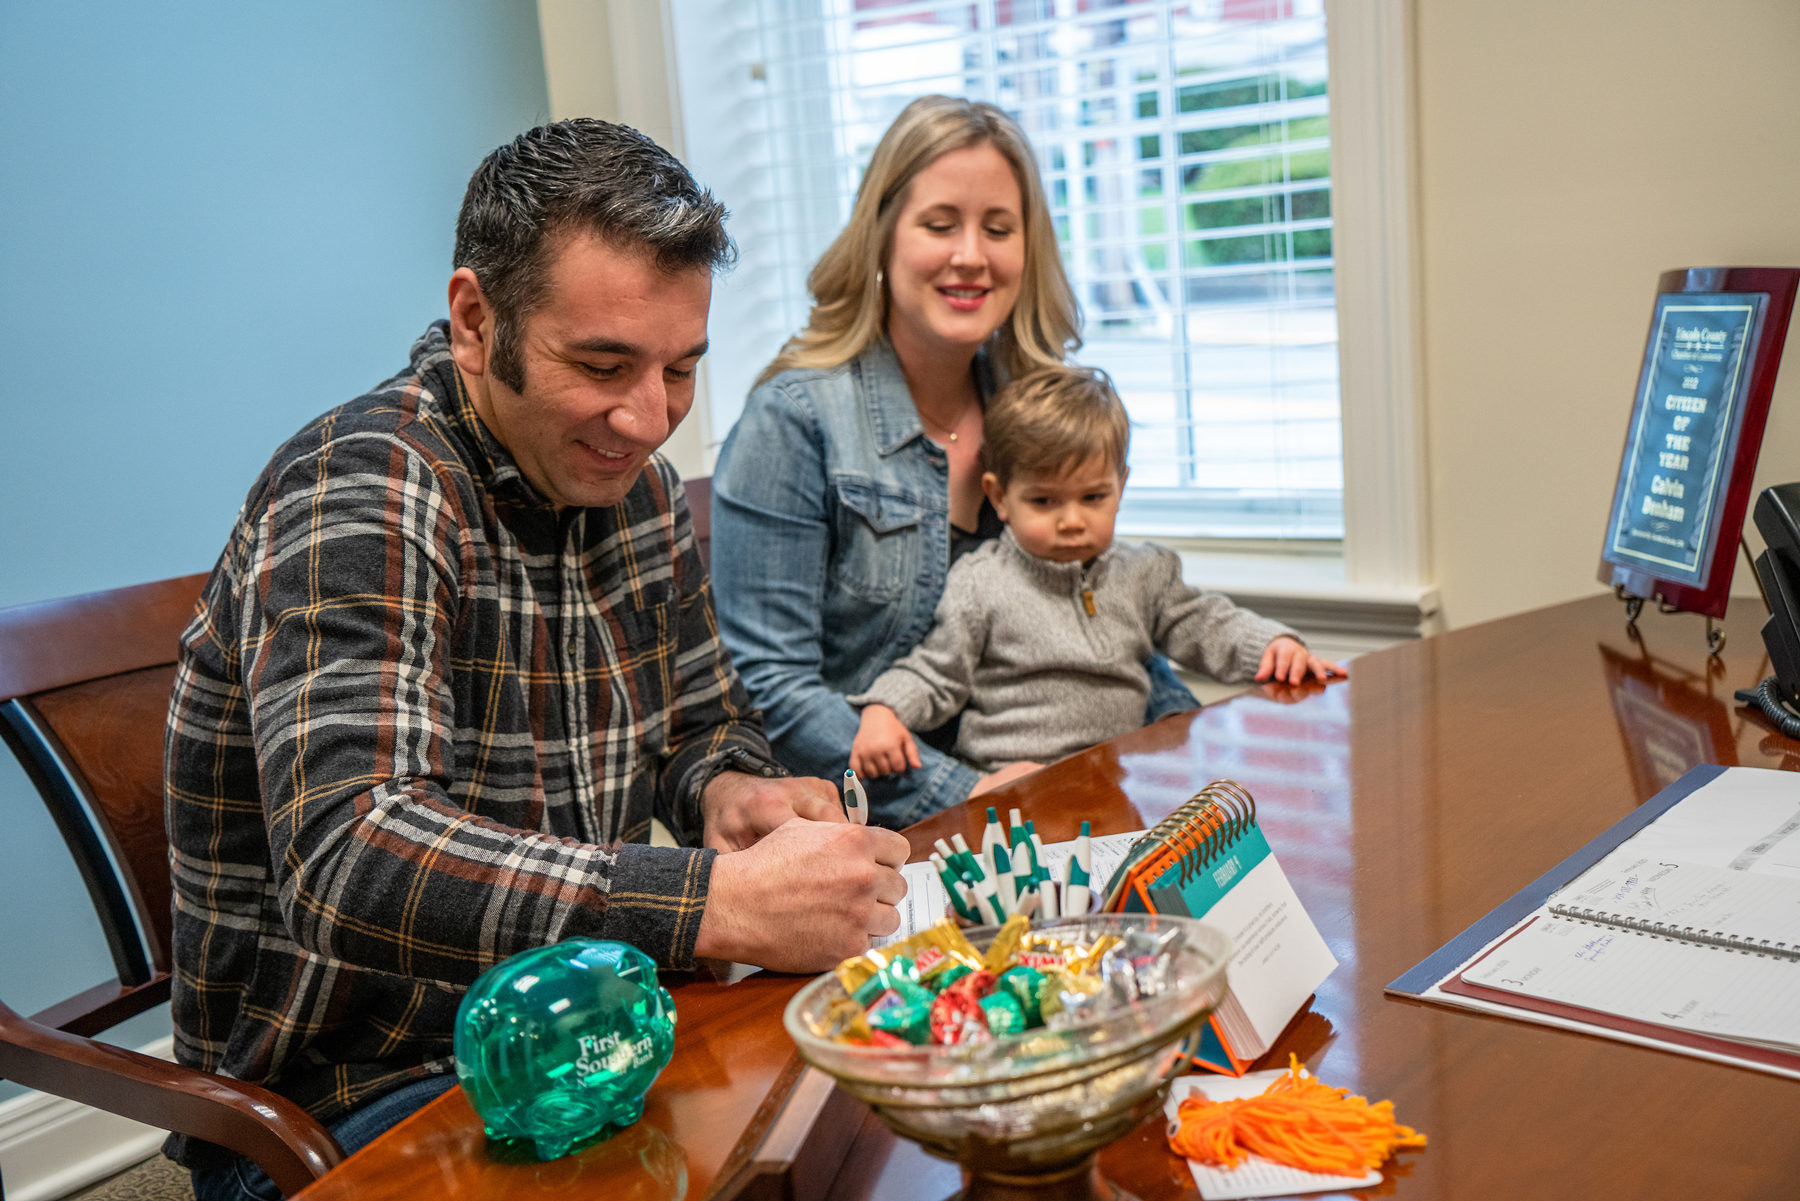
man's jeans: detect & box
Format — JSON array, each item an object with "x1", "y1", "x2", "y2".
[{"x1": 190, "y1": 1074, "x2": 459, "y2": 1201}]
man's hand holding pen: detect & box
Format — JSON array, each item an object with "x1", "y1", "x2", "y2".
[{"x1": 694, "y1": 817, "x2": 911, "y2": 972}]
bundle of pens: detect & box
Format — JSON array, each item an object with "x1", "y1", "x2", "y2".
[
  {"x1": 817, "y1": 913, "x2": 1186, "y2": 1048},
  {"x1": 840, "y1": 772, "x2": 1090, "y2": 922},
  {"x1": 927, "y1": 806, "x2": 1095, "y2": 923}
]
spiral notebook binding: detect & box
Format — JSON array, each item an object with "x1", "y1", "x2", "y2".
[
  {"x1": 1549, "y1": 903, "x2": 1800, "y2": 961},
  {"x1": 1101, "y1": 780, "x2": 1258, "y2": 910}
]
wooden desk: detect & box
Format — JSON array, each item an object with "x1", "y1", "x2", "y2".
[{"x1": 298, "y1": 594, "x2": 1800, "y2": 1200}]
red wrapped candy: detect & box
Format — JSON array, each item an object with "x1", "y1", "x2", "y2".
[
  {"x1": 929, "y1": 987, "x2": 985, "y2": 1044},
  {"x1": 944, "y1": 969, "x2": 996, "y2": 1001}
]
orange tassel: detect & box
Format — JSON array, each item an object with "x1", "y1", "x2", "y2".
[{"x1": 1167, "y1": 1056, "x2": 1426, "y2": 1176}]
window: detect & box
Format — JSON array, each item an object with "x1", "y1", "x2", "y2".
[{"x1": 691, "y1": 0, "x2": 1342, "y2": 539}]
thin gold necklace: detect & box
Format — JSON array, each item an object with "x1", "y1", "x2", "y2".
[{"x1": 918, "y1": 396, "x2": 975, "y2": 443}]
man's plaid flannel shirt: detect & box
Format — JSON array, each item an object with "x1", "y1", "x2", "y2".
[{"x1": 163, "y1": 322, "x2": 781, "y2": 1166}]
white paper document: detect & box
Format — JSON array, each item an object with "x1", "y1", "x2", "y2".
[
  {"x1": 1618, "y1": 767, "x2": 1800, "y2": 877},
  {"x1": 1164, "y1": 1071, "x2": 1381, "y2": 1200}
]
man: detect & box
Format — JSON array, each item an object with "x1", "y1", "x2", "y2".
[{"x1": 165, "y1": 120, "x2": 910, "y2": 1198}]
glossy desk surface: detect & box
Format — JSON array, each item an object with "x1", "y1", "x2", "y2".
[{"x1": 298, "y1": 594, "x2": 1800, "y2": 1199}]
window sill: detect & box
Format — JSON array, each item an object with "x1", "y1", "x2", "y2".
[{"x1": 1119, "y1": 535, "x2": 1442, "y2": 655}]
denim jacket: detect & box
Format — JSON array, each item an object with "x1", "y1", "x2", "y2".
[{"x1": 711, "y1": 340, "x2": 1196, "y2": 826}]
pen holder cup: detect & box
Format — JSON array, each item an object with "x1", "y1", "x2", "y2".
[{"x1": 784, "y1": 914, "x2": 1231, "y2": 1201}]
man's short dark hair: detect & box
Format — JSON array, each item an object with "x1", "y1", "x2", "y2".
[{"x1": 454, "y1": 119, "x2": 735, "y2": 391}]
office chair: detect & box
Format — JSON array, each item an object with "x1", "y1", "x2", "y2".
[{"x1": 0, "y1": 574, "x2": 344, "y2": 1197}]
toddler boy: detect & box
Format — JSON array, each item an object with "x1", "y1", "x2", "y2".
[{"x1": 848, "y1": 366, "x2": 1342, "y2": 779}]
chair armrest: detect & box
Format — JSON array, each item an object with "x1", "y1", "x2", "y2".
[
  {"x1": 0, "y1": 999, "x2": 344, "y2": 1196},
  {"x1": 31, "y1": 973, "x2": 172, "y2": 1037}
]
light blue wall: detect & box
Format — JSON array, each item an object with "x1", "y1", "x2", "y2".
[{"x1": 0, "y1": 1, "x2": 549, "y2": 1108}]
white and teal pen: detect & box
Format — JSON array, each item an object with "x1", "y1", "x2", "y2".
[
  {"x1": 962, "y1": 863, "x2": 1009, "y2": 924},
  {"x1": 979, "y1": 806, "x2": 1005, "y2": 863},
  {"x1": 931, "y1": 852, "x2": 976, "y2": 921},
  {"x1": 979, "y1": 806, "x2": 1016, "y2": 911},
  {"x1": 1008, "y1": 808, "x2": 1037, "y2": 881},
  {"x1": 842, "y1": 768, "x2": 869, "y2": 825},
  {"x1": 950, "y1": 832, "x2": 979, "y2": 880},
  {"x1": 1064, "y1": 821, "x2": 1093, "y2": 916}
]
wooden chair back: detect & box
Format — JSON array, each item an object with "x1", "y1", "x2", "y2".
[
  {"x1": 0, "y1": 574, "x2": 206, "y2": 1001},
  {"x1": 686, "y1": 475, "x2": 713, "y2": 571},
  {"x1": 0, "y1": 573, "x2": 343, "y2": 1193}
]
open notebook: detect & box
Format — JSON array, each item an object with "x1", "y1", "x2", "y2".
[
  {"x1": 1392, "y1": 765, "x2": 1800, "y2": 1079},
  {"x1": 1452, "y1": 852, "x2": 1800, "y2": 1054}
]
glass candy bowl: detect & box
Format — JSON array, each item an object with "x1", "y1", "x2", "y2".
[
  {"x1": 784, "y1": 914, "x2": 1230, "y2": 1201},
  {"x1": 455, "y1": 939, "x2": 676, "y2": 1161}
]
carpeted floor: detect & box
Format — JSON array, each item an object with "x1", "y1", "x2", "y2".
[{"x1": 63, "y1": 1155, "x2": 192, "y2": 1201}]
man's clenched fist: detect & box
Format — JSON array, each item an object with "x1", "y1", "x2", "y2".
[
  {"x1": 694, "y1": 817, "x2": 911, "y2": 973},
  {"x1": 702, "y1": 771, "x2": 844, "y2": 852}
]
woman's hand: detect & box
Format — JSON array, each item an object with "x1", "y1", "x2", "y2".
[
  {"x1": 1254, "y1": 635, "x2": 1346, "y2": 686},
  {"x1": 850, "y1": 704, "x2": 922, "y2": 778}
]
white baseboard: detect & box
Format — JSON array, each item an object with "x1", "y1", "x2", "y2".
[{"x1": 0, "y1": 1036, "x2": 175, "y2": 1201}]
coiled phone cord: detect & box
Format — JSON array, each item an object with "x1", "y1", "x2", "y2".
[{"x1": 1735, "y1": 677, "x2": 1800, "y2": 741}]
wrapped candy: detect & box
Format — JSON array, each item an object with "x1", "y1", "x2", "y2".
[
  {"x1": 979, "y1": 991, "x2": 1027, "y2": 1036},
  {"x1": 1040, "y1": 968, "x2": 1105, "y2": 1029},
  {"x1": 1100, "y1": 926, "x2": 1186, "y2": 1002},
  {"x1": 866, "y1": 990, "x2": 933, "y2": 1045},
  {"x1": 943, "y1": 969, "x2": 996, "y2": 1002},
  {"x1": 928, "y1": 963, "x2": 973, "y2": 993},
  {"x1": 835, "y1": 920, "x2": 983, "y2": 1001},
  {"x1": 929, "y1": 987, "x2": 986, "y2": 1044},
  {"x1": 851, "y1": 955, "x2": 919, "y2": 1007},
  {"x1": 1067, "y1": 934, "x2": 1120, "y2": 977},
  {"x1": 822, "y1": 910, "x2": 1190, "y2": 1048},
  {"x1": 819, "y1": 996, "x2": 875, "y2": 1043},
  {"x1": 980, "y1": 915, "x2": 1030, "y2": 975},
  {"x1": 997, "y1": 966, "x2": 1045, "y2": 1027},
  {"x1": 856, "y1": 963, "x2": 934, "y2": 1012}
]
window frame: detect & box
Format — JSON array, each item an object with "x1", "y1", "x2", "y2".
[{"x1": 664, "y1": 0, "x2": 1429, "y2": 593}]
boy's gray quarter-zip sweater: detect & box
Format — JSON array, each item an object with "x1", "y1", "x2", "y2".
[{"x1": 849, "y1": 528, "x2": 1297, "y2": 772}]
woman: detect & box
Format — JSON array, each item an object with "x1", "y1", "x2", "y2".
[{"x1": 710, "y1": 95, "x2": 1197, "y2": 827}]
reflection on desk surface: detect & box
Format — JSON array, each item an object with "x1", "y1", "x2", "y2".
[
  {"x1": 300, "y1": 596, "x2": 1800, "y2": 1201},
  {"x1": 1599, "y1": 636, "x2": 1739, "y2": 793}
]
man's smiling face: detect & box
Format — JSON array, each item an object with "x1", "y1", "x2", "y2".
[{"x1": 451, "y1": 230, "x2": 712, "y2": 509}]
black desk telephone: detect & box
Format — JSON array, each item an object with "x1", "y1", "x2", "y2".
[{"x1": 1741, "y1": 483, "x2": 1800, "y2": 735}]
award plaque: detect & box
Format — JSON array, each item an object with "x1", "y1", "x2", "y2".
[{"x1": 1598, "y1": 267, "x2": 1800, "y2": 619}]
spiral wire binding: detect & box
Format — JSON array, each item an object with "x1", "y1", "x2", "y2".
[
  {"x1": 1100, "y1": 780, "x2": 1257, "y2": 911},
  {"x1": 1547, "y1": 901, "x2": 1800, "y2": 961}
]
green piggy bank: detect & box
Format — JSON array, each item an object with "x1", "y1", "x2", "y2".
[{"x1": 453, "y1": 939, "x2": 676, "y2": 1160}]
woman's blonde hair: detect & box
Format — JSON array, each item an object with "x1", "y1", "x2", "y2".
[{"x1": 756, "y1": 95, "x2": 1079, "y2": 386}]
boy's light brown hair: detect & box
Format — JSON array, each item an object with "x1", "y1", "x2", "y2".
[{"x1": 982, "y1": 365, "x2": 1130, "y2": 487}]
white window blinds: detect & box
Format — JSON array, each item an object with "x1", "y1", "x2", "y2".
[{"x1": 715, "y1": 0, "x2": 1341, "y2": 538}]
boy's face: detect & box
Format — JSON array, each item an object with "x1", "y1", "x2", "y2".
[{"x1": 983, "y1": 454, "x2": 1126, "y2": 563}]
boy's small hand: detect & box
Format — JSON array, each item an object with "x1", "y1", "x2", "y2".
[
  {"x1": 1254, "y1": 635, "x2": 1346, "y2": 686},
  {"x1": 851, "y1": 704, "x2": 922, "y2": 779}
]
